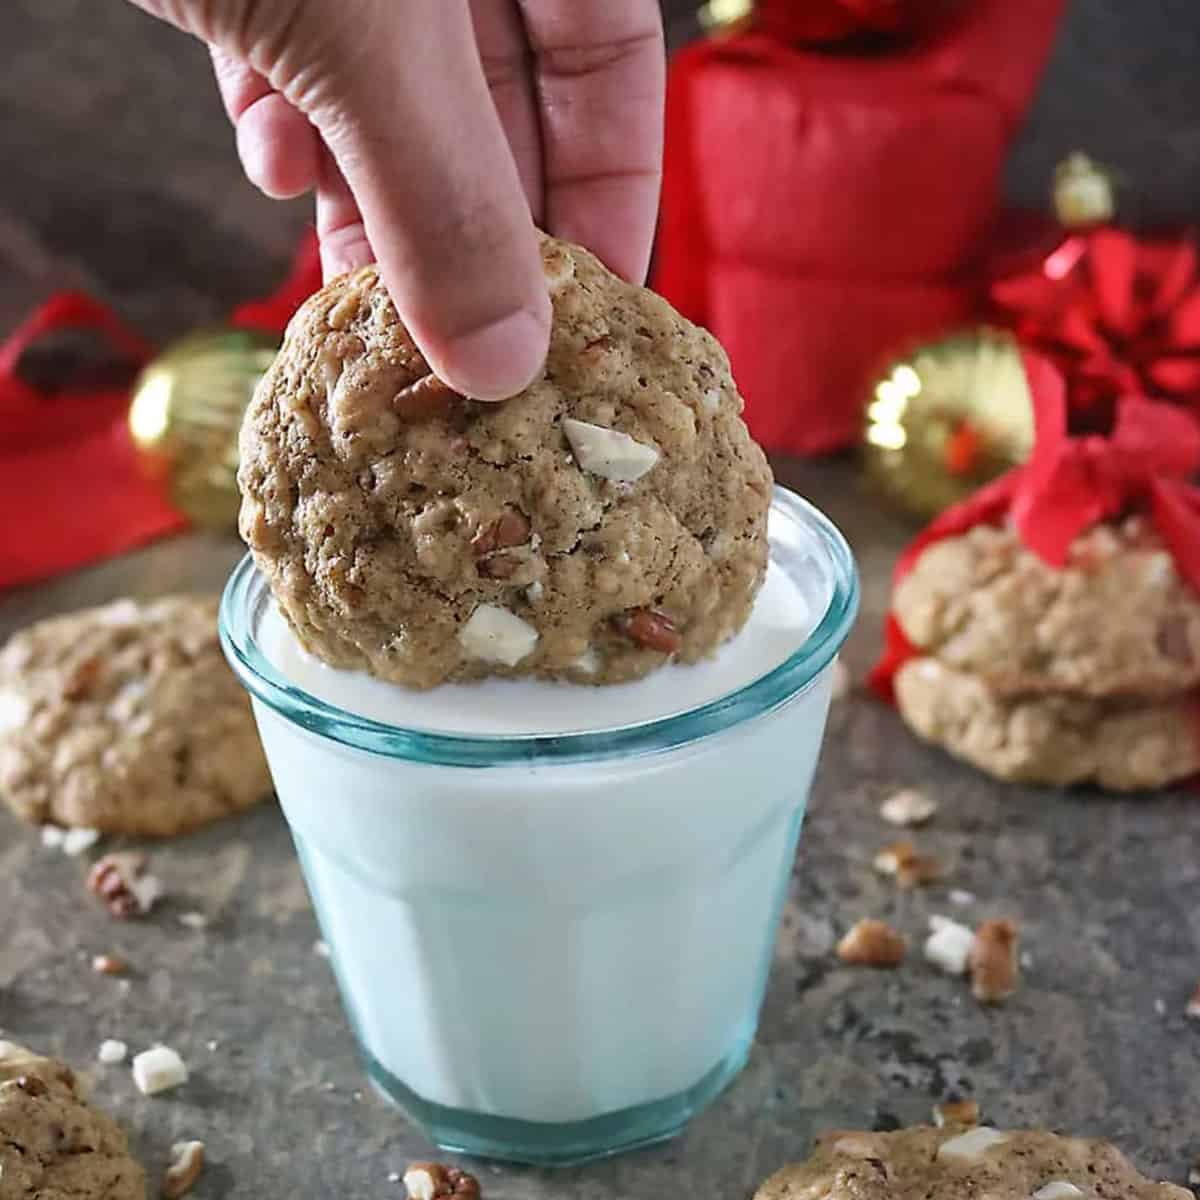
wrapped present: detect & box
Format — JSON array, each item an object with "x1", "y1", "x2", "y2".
[{"x1": 656, "y1": 0, "x2": 1065, "y2": 454}]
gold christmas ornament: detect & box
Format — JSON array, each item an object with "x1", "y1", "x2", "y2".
[
  {"x1": 1053, "y1": 152, "x2": 1116, "y2": 228},
  {"x1": 129, "y1": 328, "x2": 278, "y2": 530},
  {"x1": 863, "y1": 328, "x2": 1034, "y2": 519},
  {"x1": 699, "y1": 0, "x2": 754, "y2": 34}
]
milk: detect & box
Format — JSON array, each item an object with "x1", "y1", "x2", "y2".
[{"x1": 226, "y1": 488, "x2": 856, "y2": 1162}]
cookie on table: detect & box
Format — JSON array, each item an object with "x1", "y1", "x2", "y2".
[
  {"x1": 892, "y1": 520, "x2": 1200, "y2": 700},
  {"x1": 0, "y1": 595, "x2": 271, "y2": 836},
  {"x1": 894, "y1": 657, "x2": 1200, "y2": 791},
  {"x1": 238, "y1": 235, "x2": 773, "y2": 688},
  {"x1": 755, "y1": 1125, "x2": 1190, "y2": 1200},
  {"x1": 0, "y1": 1040, "x2": 145, "y2": 1199}
]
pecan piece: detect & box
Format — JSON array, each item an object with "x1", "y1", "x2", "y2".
[
  {"x1": 968, "y1": 918, "x2": 1019, "y2": 1004},
  {"x1": 162, "y1": 1141, "x2": 205, "y2": 1199},
  {"x1": 63, "y1": 656, "x2": 102, "y2": 701},
  {"x1": 836, "y1": 919, "x2": 907, "y2": 967},
  {"x1": 403, "y1": 1163, "x2": 481, "y2": 1200},
  {"x1": 87, "y1": 852, "x2": 156, "y2": 919},
  {"x1": 15, "y1": 1074, "x2": 48, "y2": 1098},
  {"x1": 473, "y1": 508, "x2": 531, "y2": 558},
  {"x1": 393, "y1": 373, "x2": 459, "y2": 417},
  {"x1": 933, "y1": 1098, "x2": 980, "y2": 1127},
  {"x1": 616, "y1": 608, "x2": 681, "y2": 654},
  {"x1": 477, "y1": 555, "x2": 518, "y2": 580}
]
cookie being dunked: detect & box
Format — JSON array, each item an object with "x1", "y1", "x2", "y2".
[{"x1": 238, "y1": 236, "x2": 772, "y2": 689}]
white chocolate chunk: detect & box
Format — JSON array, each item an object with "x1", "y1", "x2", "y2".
[
  {"x1": 562, "y1": 418, "x2": 659, "y2": 482},
  {"x1": 0, "y1": 690, "x2": 31, "y2": 735},
  {"x1": 1034, "y1": 1183, "x2": 1085, "y2": 1200},
  {"x1": 458, "y1": 605, "x2": 539, "y2": 667},
  {"x1": 61, "y1": 827, "x2": 100, "y2": 857},
  {"x1": 98, "y1": 1039, "x2": 128, "y2": 1065},
  {"x1": 937, "y1": 1127, "x2": 1010, "y2": 1162},
  {"x1": 404, "y1": 1167, "x2": 440, "y2": 1200},
  {"x1": 924, "y1": 916, "x2": 974, "y2": 976},
  {"x1": 132, "y1": 1045, "x2": 188, "y2": 1095},
  {"x1": 702, "y1": 388, "x2": 721, "y2": 412},
  {"x1": 881, "y1": 788, "x2": 937, "y2": 827}
]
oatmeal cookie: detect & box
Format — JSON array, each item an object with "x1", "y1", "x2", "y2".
[
  {"x1": 892, "y1": 521, "x2": 1200, "y2": 700},
  {"x1": 0, "y1": 1040, "x2": 145, "y2": 1199},
  {"x1": 755, "y1": 1126, "x2": 1189, "y2": 1200},
  {"x1": 0, "y1": 596, "x2": 271, "y2": 835},
  {"x1": 238, "y1": 236, "x2": 773, "y2": 688},
  {"x1": 894, "y1": 657, "x2": 1200, "y2": 791}
]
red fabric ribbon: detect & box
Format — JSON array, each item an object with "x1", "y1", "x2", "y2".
[
  {"x1": 869, "y1": 351, "x2": 1200, "y2": 701},
  {"x1": 1, "y1": 229, "x2": 322, "y2": 591},
  {"x1": 990, "y1": 227, "x2": 1200, "y2": 415}
]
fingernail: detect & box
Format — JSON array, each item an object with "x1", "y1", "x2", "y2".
[{"x1": 439, "y1": 309, "x2": 550, "y2": 402}]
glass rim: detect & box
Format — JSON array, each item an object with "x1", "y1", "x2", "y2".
[{"x1": 218, "y1": 485, "x2": 859, "y2": 767}]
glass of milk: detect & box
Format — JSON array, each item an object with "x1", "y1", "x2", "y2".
[{"x1": 219, "y1": 485, "x2": 857, "y2": 1165}]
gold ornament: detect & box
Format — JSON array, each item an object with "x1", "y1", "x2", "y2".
[
  {"x1": 1053, "y1": 152, "x2": 1116, "y2": 228},
  {"x1": 128, "y1": 328, "x2": 278, "y2": 530},
  {"x1": 862, "y1": 328, "x2": 1034, "y2": 519},
  {"x1": 698, "y1": 0, "x2": 754, "y2": 34}
]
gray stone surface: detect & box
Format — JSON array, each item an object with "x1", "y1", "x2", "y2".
[
  {"x1": 2, "y1": 3, "x2": 1199, "y2": 1195},
  {"x1": 2, "y1": 463, "x2": 1199, "y2": 1198}
]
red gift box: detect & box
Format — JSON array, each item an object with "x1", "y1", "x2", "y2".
[{"x1": 656, "y1": 0, "x2": 1066, "y2": 455}]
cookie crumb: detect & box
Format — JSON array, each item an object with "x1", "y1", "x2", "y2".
[
  {"x1": 1154, "y1": 997, "x2": 1167, "y2": 1017},
  {"x1": 178, "y1": 911, "x2": 208, "y2": 930},
  {"x1": 924, "y1": 915, "x2": 974, "y2": 976},
  {"x1": 97, "y1": 1039, "x2": 128, "y2": 1065},
  {"x1": 949, "y1": 889, "x2": 975, "y2": 906},
  {"x1": 874, "y1": 841, "x2": 943, "y2": 888},
  {"x1": 933, "y1": 1098, "x2": 980, "y2": 1127},
  {"x1": 969, "y1": 919, "x2": 1019, "y2": 1004},
  {"x1": 1033, "y1": 1183, "x2": 1084, "y2": 1200},
  {"x1": 880, "y1": 788, "x2": 937, "y2": 827},
  {"x1": 836, "y1": 919, "x2": 907, "y2": 966},
  {"x1": 131, "y1": 1045, "x2": 188, "y2": 1095},
  {"x1": 313, "y1": 940, "x2": 331, "y2": 958},
  {"x1": 162, "y1": 1140, "x2": 205, "y2": 1199},
  {"x1": 388, "y1": 1172, "x2": 402, "y2": 1184},
  {"x1": 87, "y1": 853, "x2": 157, "y2": 919},
  {"x1": 92, "y1": 953, "x2": 127, "y2": 975}
]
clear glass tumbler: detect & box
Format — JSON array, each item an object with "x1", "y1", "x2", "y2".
[{"x1": 219, "y1": 486, "x2": 858, "y2": 1165}]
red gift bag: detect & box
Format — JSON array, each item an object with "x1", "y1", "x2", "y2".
[{"x1": 657, "y1": 0, "x2": 1066, "y2": 454}]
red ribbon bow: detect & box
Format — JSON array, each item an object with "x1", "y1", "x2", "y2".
[
  {"x1": 869, "y1": 352, "x2": 1200, "y2": 701},
  {"x1": 991, "y1": 227, "x2": 1200, "y2": 415},
  {"x1": 753, "y1": 0, "x2": 952, "y2": 43}
]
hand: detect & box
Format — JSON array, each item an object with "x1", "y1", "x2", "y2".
[{"x1": 128, "y1": 0, "x2": 665, "y2": 400}]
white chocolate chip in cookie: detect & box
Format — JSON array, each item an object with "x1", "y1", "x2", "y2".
[
  {"x1": 1033, "y1": 1183, "x2": 1085, "y2": 1200},
  {"x1": 562, "y1": 418, "x2": 659, "y2": 483},
  {"x1": 937, "y1": 1127, "x2": 1010, "y2": 1162},
  {"x1": 0, "y1": 689, "x2": 31, "y2": 734},
  {"x1": 458, "y1": 605, "x2": 539, "y2": 667}
]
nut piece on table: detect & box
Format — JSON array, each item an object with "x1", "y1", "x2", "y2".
[
  {"x1": 933, "y1": 1098, "x2": 980, "y2": 1127},
  {"x1": 403, "y1": 1162, "x2": 482, "y2": 1200},
  {"x1": 457, "y1": 605, "x2": 539, "y2": 667},
  {"x1": 87, "y1": 852, "x2": 160, "y2": 919},
  {"x1": 836, "y1": 919, "x2": 907, "y2": 967},
  {"x1": 873, "y1": 841, "x2": 944, "y2": 888},
  {"x1": 880, "y1": 787, "x2": 938, "y2": 827},
  {"x1": 92, "y1": 953, "x2": 127, "y2": 975},
  {"x1": 562, "y1": 418, "x2": 660, "y2": 482},
  {"x1": 1185, "y1": 980, "x2": 1200, "y2": 1020},
  {"x1": 969, "y1": 919, "x2": 1020, "y2": 1004},
  {"x1": 162, "y1": 1140, "x2": 205, "y2": 1199}
]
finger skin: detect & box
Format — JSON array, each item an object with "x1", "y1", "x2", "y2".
[{"x1": 518, "y1": 0, "x2": 665, "y2": 283}]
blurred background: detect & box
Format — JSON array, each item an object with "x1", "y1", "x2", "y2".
[{"x1": 3, "y1": 0, "x2": 1198, "y2": 339}]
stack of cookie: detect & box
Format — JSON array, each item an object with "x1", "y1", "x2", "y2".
[{"x1": 884, "y1": 518, "x2": 1200, "y2": 791}]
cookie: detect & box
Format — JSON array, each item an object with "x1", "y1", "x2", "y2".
[
  {"x1": 238, "y1": 236, "x2": 773, "y2": 688},
  {"x1": 755, "y1": 1126, "x2": 1190, "y2": 1200},
  {"x1": 0, "y1": 1040, "x2": 145, "y2": 1199},
  {"x1": 0, "y1": 595, "x2": 271, "y2": 835},
  {"x1": 894, "y1": 657, "x2": 1200, "y2": 790},
  {"x1": 892, "y1": 520, "x2": 1200, "y2": 700}
]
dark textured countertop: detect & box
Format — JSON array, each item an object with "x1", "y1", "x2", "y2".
[{"x1": 2, "y1": 3, "x2": 1199, "y2": 1197}]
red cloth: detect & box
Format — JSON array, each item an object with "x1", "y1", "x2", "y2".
[
  {"x1": 868, "y1": 352, "x2": 1200, "y2": 701},
  {"x1": 990, "y1": 227, "x2": 1200, "y2": 415},
  {"x1": 0, "y1": 231, "x2": 322, "y2": 591},
  {"x1": 655, "y1": 0, "x2": 1065, "y2": 454}
]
